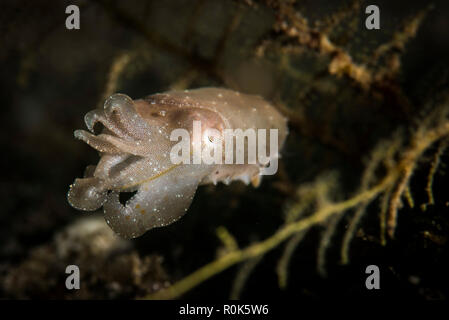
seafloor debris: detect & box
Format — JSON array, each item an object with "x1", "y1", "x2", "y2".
[{"x1": 2, "y1": 216, "x2": 170, "y2": 299}]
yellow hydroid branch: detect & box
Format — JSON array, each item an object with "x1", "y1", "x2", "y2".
[{"x1": 144, "y1": 175, "x2": 393, "y2": 300}]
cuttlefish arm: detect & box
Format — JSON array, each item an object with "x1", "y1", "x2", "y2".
[
  {"x1": 68, "y1": 93, "x2": 218, "y2": 238},
  {"x1": 104, "y1": 164, "x2": 211, "y2": 238}
]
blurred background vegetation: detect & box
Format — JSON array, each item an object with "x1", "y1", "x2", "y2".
[{"x1": 1, "y1": 0, "x2": 449, "y2": 299}]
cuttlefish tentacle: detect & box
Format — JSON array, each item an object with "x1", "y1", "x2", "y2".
[
  {"x1": 67, "y1": 177, "x2": 108, "y2": 211},
  {"x1": 84, "y1": 94, "x2": 154, "y2": 141},
  {"x1": 84, "y1": 109, "x2": 128, "y2": 139},
  {"x1": 104, "y1": 94, "x2": 154, "y2": 141},
  {"x1": 74, "y1": 130, "x2": 152, "y2": 156},
  {"x1": 104, "y1": 164, "x2": 210, "y2": 238}
]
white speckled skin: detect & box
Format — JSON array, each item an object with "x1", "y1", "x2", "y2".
[{"x1": 68, "y1": 88, "x2": 288, "y2": 238}]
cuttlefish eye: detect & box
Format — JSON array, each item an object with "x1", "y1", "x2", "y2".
[{"x1": 68, "y1": 88, "x2": 288, "y2": 238}]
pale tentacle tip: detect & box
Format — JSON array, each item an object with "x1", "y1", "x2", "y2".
[{"x1": 104, "y1": 93, "x2": 134, "y2": 115}]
